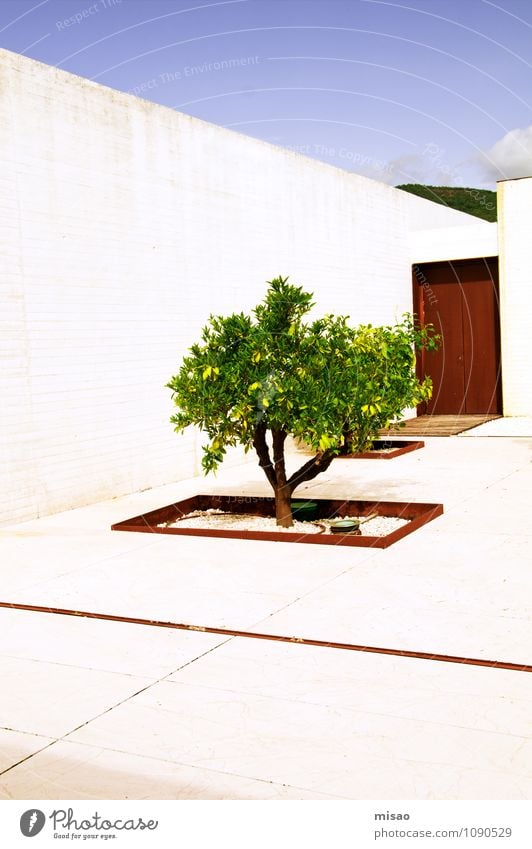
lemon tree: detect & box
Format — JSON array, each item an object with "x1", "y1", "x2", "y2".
[
  {"x1": 341, "y1": 317, "x2": 438, "y2": 454},
  {"x1": 167, "y1": 277, "x2": 436, "y2": 526}
]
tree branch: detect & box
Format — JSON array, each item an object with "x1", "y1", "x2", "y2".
[
  {"x1": 287, "y1": 449, "x2": 335, "y2": 493},
  {"x1": 252, "y1": 422, "x2": 277, "y2": 489}
]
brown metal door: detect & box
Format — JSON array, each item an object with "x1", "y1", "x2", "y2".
[{"x1": 414, "y1": 258, "x2": 501, "y2": 415}]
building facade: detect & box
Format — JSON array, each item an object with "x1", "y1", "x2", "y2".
[{"x1": 1, "y1": 48, "x2": 529, "y2": 525}]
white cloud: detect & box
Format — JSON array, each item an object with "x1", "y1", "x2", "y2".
[{"x1": 476, "y1": 126, "x2": 532, "y2": 182}]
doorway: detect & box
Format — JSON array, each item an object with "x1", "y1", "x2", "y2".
[{"x1": 413, "y1": 258, "x2": 502, "y2": 415}]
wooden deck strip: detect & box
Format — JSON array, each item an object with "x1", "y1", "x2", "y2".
[{"x1": 381, "y1": 415, "x2": 500, "y2": 437}]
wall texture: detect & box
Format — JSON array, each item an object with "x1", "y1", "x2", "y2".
[
  {"x1": 1, "y1": 48, "x2": 484, "y2": 524},
  {"x1": 497, "y1": 177, "x2": 532, "y2": 416},
  {"x1": 409, "y1": 222, "x2": 497, "y2": 265}
]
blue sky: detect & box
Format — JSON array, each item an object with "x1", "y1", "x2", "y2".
[{"x1": 1, "y1": 0, "x2": 531, "y2": 187}]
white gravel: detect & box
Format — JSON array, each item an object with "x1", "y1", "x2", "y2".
[
  {"x1": 321, "y1": 515, "x2": 409, "y2": 535},
  {"x1": 159, "y1": 508, "x2": 409, "y2": 537}
]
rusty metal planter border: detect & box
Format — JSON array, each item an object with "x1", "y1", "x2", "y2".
[
  {"x1": 338, "y1": 439, "x2": 425, "y2": 459},
  {"x1": 111, "y1": 494, "x2": 443, "y2": 549}
]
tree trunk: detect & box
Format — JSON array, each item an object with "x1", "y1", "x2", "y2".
[
  {"x1": 274, "y1": 484, "x2": 293, "y2": 527},
  {"x1": 272, "y1": 428, "x2": 293, "y2": 527},
  {"x1": 252, "y1": 422, "x2": 277, "y2": 488},
  {"x1": 341, "y1": 422, "x2": 352, "y2": 455}
]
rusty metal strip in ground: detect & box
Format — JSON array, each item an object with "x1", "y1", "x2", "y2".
[{"x1": 1, "y1": 601, "x2": 531, "y2": 673}]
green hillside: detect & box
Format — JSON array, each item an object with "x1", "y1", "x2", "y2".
[{"x1": 396, "y1": 184, "x2": 497, "y2": 222}]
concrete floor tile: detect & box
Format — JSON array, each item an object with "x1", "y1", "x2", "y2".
[
  {"x1": 67, "y1": 681, "x2": 532, "y2": 797},
  {"x1": 252, "y1": 597, "x2": 531, "y2": 666},
  {"x1": 168, "y1": 639, "x2": 532, "y2": 736},
  {"x1": 459, "y1": 418, "x2": 532, "y2": 437},
  {"x1": 0, "y1": 529, "x2": 157, "y2": 594},
  {"x1": 4, "y1": 533, "x2": 371, "y2": 630},
  {"x1": 444, "y1": 495, "x2": 532, "y2": 535},
  {"x1": 242, "y1": 526, "x2": 531, "y2": 663},
  {"x1": 0, "y1": 729, "x2": 53, "y2": 775},
  {"x1": 170, "y1": 637, "x2": 532, "y2": 701},
  {"x1": 0, "y1": 608, "x2": 228, "y2": 678},
  {"x1": 7, "y1": 573, "x2": 292, "y2": 632},
  {"x1": 0, "y1": 740, "x2": 339, "y2": 800},
  {"x1": 0, "y1": 656, "x2": 151, "y2": 738},
  {"x1": 323, "y1": 760, "x2": 532, "y2": 800}
]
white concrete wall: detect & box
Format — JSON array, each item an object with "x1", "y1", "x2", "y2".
[
  {"x1": 497, "y1": 177, "x2": 532, "y2": 416},
  {"x1": 409, "y1": 221, "x2": 497, "y2": 264},
  {"x1": 404, "y1": 190, "x2": 490, "y2": 232},
  {"x1": 0, "y1": 48, "x2": 486, "y2": 524}
]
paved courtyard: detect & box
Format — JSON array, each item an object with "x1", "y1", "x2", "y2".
[{"x1": 0, "y1": 422, "x2": 531, "y2": 799}]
